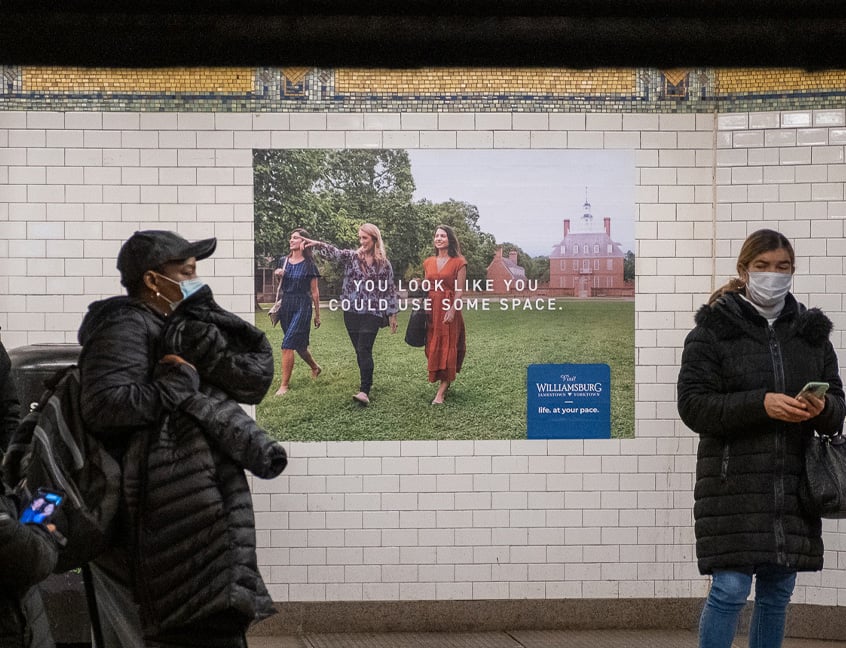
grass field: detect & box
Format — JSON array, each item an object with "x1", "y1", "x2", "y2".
[{"x1": 255, "y1": 298, "x2": 634, "y2": 441}]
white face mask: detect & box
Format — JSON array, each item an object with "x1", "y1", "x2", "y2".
[{"x1": 745, "y1": 271, "x2": 792, "y2": 307}]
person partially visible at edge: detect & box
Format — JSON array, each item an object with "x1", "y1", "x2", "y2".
[
  {"x1": 77, "y1": 230, "x2": 287, "y2": 648},
  {"x1": 272, "y1": 228, "x2": 322, "y2": 395},
  {"x1": 0, "y1": 334, "x2": 21, "y2": 462},
  {"x1": 677, "y1": 228, "x2": 846, "y2": 648},
  {"x1": 422, "y1": 225, "x2": 467, "y2": 405},
  {"x1": 0, "y1": 334, "x2": 60, "y2": 648},
  {"x1": 0, "y1": 485, "x2": 62, "y2": 648},
  {"x1": 300, "y1": 224, "x2": 399, "y2": 406}
]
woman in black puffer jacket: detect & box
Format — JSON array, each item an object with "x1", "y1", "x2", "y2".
[
  {"x1": 678, "y1": 229, "x2": 846, "y2": 648},
  {"x1": 78, "y1": 230, "x2": 286, "y2": 648},
  {"x1": 122, "y1": 283, "x2": 287, "y2": 639}
]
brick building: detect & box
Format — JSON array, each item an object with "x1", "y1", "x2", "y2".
[
  {"x1": 486, "y1": 246, "x2": 527, "y2": 293},
  {"x1": 549, "y1": 199, "x2": 629, "y2": 297}
]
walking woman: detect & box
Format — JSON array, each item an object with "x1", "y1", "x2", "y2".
[
  {"x1": 301, "y1": 224, "x2": 398, "y2": 405},
  {"x1": 677, "y1": 229, "x2": 846, "y2": 648},
  {"x1": 273, "y1": 228, "x2": 322, "y2": 395},
  {"x1": 423, "y1": 225, "x2": 467, "y2": 404}
]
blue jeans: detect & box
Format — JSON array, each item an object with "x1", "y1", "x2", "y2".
[{"x1": 699, "y1": 566, "x2": 796, "y2": 648}]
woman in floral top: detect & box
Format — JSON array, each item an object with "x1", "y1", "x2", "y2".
[{"x1": 303, "y1": 224, "x2": 398, "y2": 405}]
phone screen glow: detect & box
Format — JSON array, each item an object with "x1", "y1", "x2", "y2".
[{"x1": 19, "y1": 490, "x2": 64, "y2": 525}]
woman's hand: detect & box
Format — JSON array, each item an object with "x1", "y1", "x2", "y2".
[
  {"x1": 764, "y1": 392, "x2": 822, "y2": 423},
  {"x1": 314, "y1": 313, "x2": 321, "y2": 328},
  {"x1": 273, "y1": 267, "x2": 284, "y2": 277},
  {"x1": 797, "y1": 392, "x2": 827, "y2": 418},
  {"x1": 301, "y1": 237, "x2": 321, "y2": 249},
  {"x1": 388, "y1": 314, "x2": 398, "y2": 334},
  {"x1": 444, "y1": 290, "x2": 462, "y2": 324}
]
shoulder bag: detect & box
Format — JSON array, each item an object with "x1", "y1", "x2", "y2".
[
  {"x1": 404, "y1": 307, "x2": 427, "y2": 347},
  {"x1": 801, "y1": 430, "x2": 846, "y2": 518},
  {"x1": 268, "y1": 257, "x2": 288, "y2": 327}
]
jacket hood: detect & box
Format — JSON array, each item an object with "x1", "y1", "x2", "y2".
[
  {"x1": 694, "y1": 292, "x2": 832, "y2": 346},
  {"x1": 78, "y1": 296, "x2": 156, "y2": 346}
]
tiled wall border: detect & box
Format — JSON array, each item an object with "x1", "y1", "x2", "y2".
[
  {"x1": 2, "y1": 106, "x2": 846, "y2": 610},
  {"x1": 4, "y1": 67, "x2": 846, "y2": 114}
]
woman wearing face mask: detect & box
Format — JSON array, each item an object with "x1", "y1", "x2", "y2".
[
  {"x1": 77, "y1": 230, "x2": 286, "y2": 648},
  {"x1": 677, "y1": 229, "x2": 846, "y2": 648}
]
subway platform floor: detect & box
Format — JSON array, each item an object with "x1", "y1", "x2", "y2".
[{"x1": 248, "y1": 629, "x2": 846, "y2": 647}]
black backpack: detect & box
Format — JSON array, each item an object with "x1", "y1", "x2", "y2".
[{"x1": 2, "y1": 365, "x2": 121, "y2": 572}]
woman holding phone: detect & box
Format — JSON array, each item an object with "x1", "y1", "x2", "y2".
[{"x1": 677, "y1": 229, "x2": 846, "y2": 648}]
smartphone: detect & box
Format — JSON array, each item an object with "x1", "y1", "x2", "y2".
[
  {"x1": 796, "y1": 381, "x2": 830, "y2": 400},
  {"x1": 19, "y1": 488, "x2": 64, "y2": 525}
]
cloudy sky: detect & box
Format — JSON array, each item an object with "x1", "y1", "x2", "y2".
[{"x1": 407, "y1": 149, "x2": 636, "y2": 257}]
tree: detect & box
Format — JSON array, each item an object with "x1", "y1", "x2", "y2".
[
  {"x1": 319, "y1": 149, "x2": 431, "y2": 279},
  {"x1": 497, "y1": 243, "x2": 549, "y2": 283},
  {"x1": 254, "y1": 149, "x2": 437, "y2": 281},
  {"x1": 253, "y1": 149, "x2": 331, "y2": 262},
  {"x1": 427, "y1": 200, "x2": 496, "y2": 281},
  {"x1": 624, "y1": 250, "x2": 636, "y2": 282},
  {"x1": 533, "y1": 256, "x2": 551, "y2": 284}
]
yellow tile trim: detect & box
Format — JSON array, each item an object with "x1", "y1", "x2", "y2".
[
  {"x1": 23, "y1": 67, "x2": 254, "y2": 93},
  {"x1": 336, "y1": 67, "x2": 637, "y2": 95},
  {"x1": 715, "y1": 68, "x2": 846, "y2": 94}
]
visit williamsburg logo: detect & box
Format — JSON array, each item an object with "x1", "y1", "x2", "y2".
[
  {"x1": 527, "y1": 364, "x2": 611, "y2": 439},
  {"x1": 535, "y1": 374, "x2": 603, "y2": 398}
]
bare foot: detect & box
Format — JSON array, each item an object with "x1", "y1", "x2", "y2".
[
  {"x1": 431, "y1": 397, "x2": 444, "y2": 405},
  {"x1": 275, "y1": 385, "x2": 289, "y2": 395},
  {"x1": 311, "y1": 365, "x2": 322, "y2": 379}
]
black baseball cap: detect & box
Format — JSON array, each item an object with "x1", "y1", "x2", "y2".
[{"x1": 117, "y1": 230, "x2": 217, "y2": 287}]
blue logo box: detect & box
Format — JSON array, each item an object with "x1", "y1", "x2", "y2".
[{"x1": 526, "y1": 363, "x2": 611, "y2": 439}]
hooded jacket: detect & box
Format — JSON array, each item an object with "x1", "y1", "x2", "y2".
[
  {"x1": 77, "y1": 287, "x2": 285, "y2": 639},
  {"x1": 678, "y1": 292, "x2": 846, "y2": 575}
]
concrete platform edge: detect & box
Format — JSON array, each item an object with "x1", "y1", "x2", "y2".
[{"x1": 248, "y1": 599, "x2": 846, "y2": 642}]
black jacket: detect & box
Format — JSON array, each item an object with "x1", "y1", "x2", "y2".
[
  {"x1": 0, "y1": 342, "x2": 21, "y2": 460},
  {"x1": 0, "y1": 491, "x2": 58, "y2": 648},
  {"x1": 678, "y1": 292, "x2": 846, "y2": 575},
  {"x1": 78, "y1": 288, "x2": 285, "y2": 639}
]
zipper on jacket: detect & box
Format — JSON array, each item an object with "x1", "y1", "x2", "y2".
[
  {"x1": 767, "y1": 324, "x2": 789, "y2": 565},
  {"x1": 768, "y1": 325, "x2": 786, "y2": 393},
  {"x1": 720, "y1": 442, "x2": 730, "y2": 483}
]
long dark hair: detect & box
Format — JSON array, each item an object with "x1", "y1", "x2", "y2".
[
  {"x1": 434, "y1": 224, "x2": 461, "y2": 257},
  {"x1": 707, "y1": 229, "x2": 795, "y2": 305},
  {"x1": 291, "y1": 227, "x2": 315, "y2": 261}
]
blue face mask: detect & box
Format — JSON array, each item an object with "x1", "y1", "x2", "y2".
[
  {"x1": 175, "y1": 277, "x2": 205, "y2": 300},
  {"x1": 155, "y1": 274, "x2": 205, "y2": 309}
]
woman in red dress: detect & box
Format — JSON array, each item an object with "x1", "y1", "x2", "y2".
[{"x1": 422, "y1": 225, "x2": 467, "y2": 404}]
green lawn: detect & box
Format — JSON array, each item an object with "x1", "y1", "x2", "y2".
[{"x1": 255, "y1": 299, "x2": 634, "y2": 441}]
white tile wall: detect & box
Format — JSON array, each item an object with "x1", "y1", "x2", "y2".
[{"x1": 3, "y1": 107, "x2": 846, "y2": 607}]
